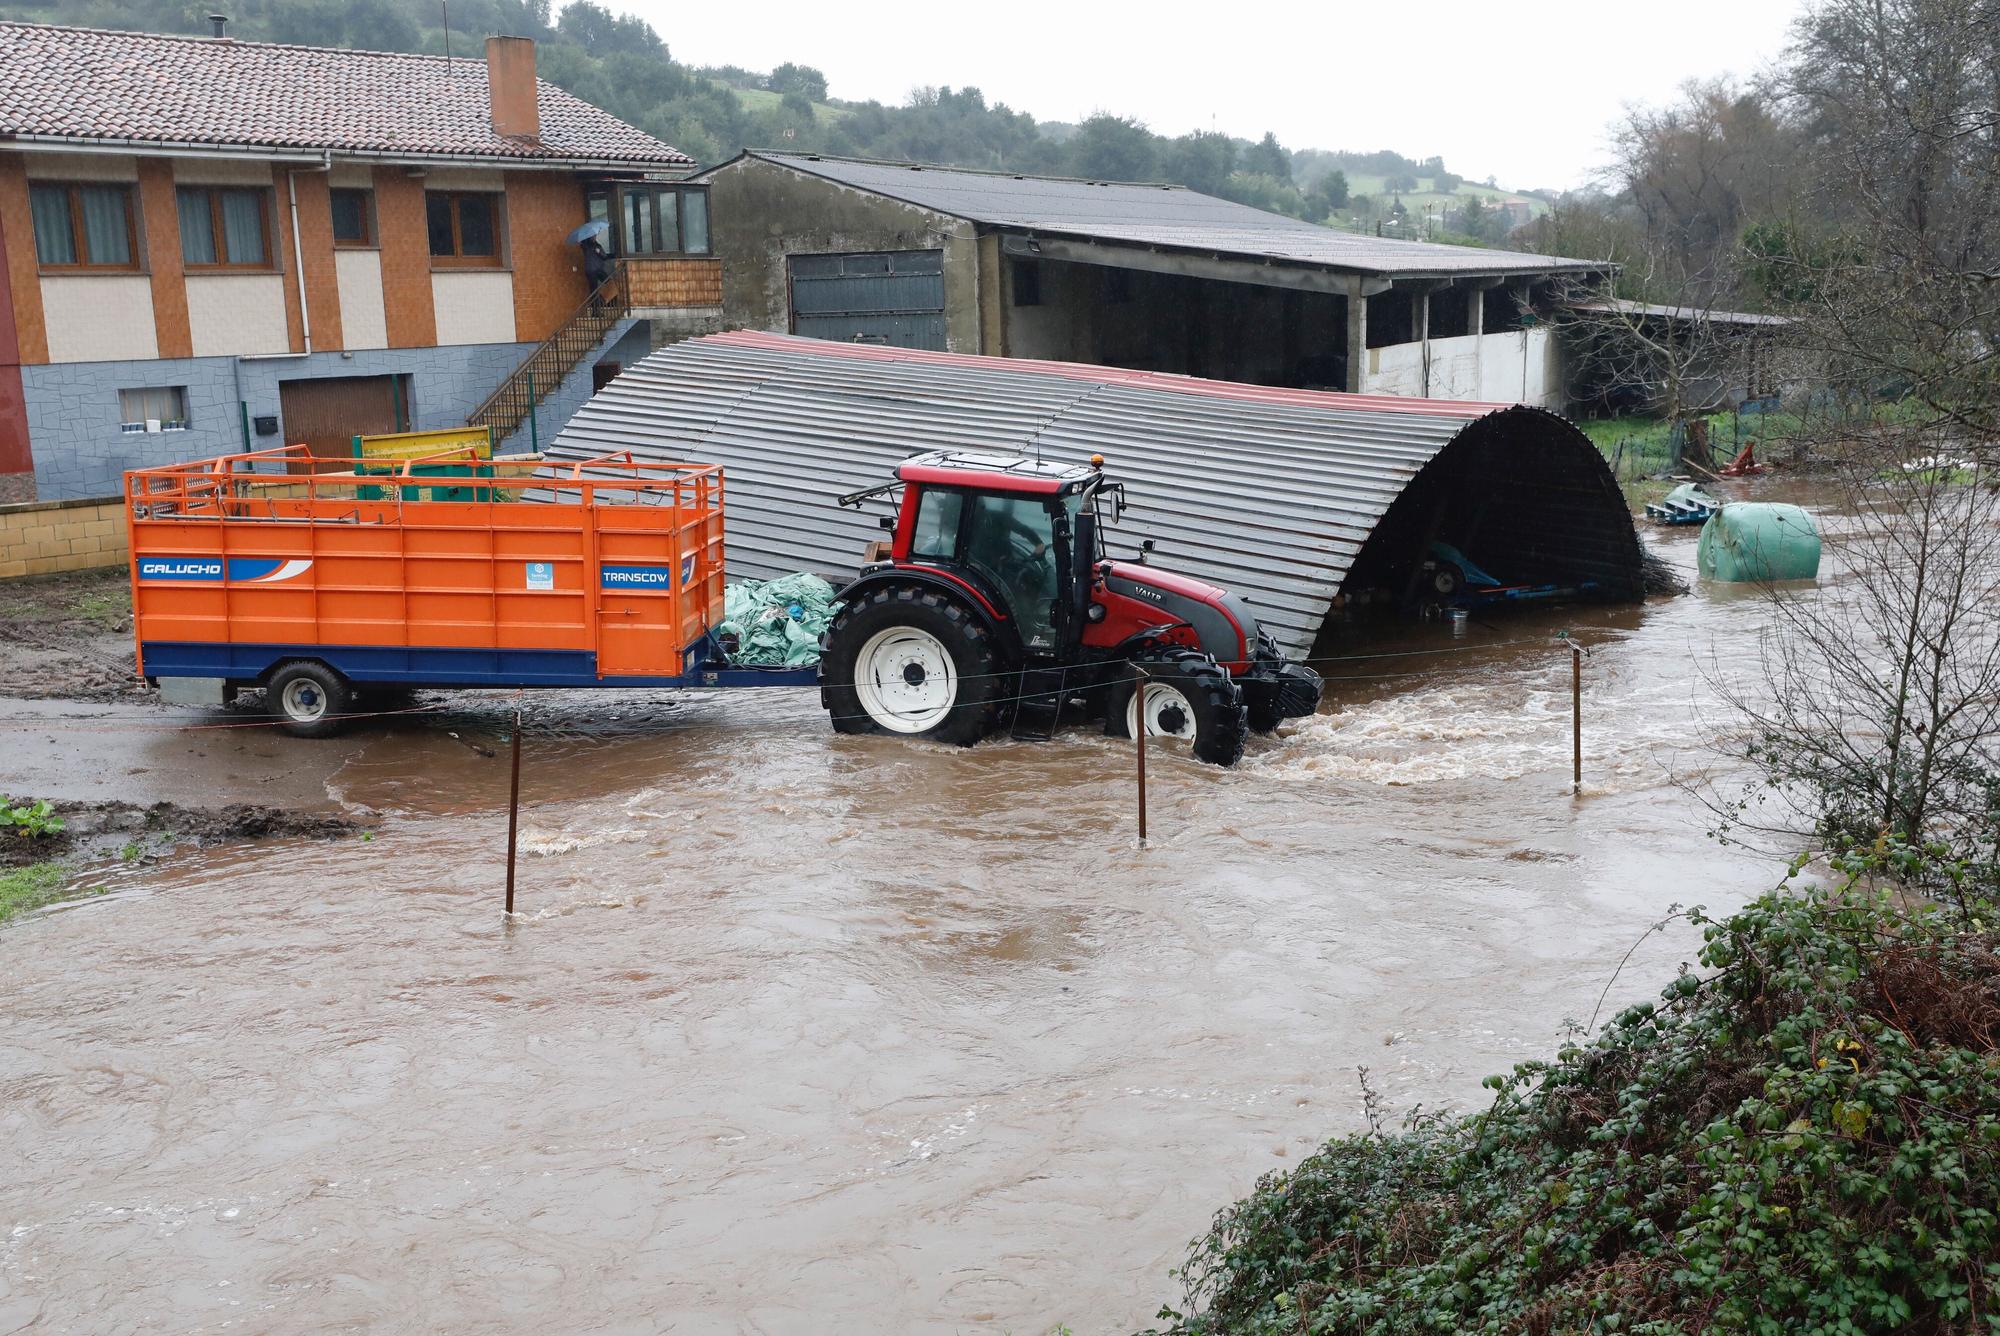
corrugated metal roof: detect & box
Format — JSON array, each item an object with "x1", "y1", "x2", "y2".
[
  {"x1": 549, "y1": 332, "x2": 1634, "y2": 657},
  {"x1": 1576, "y1": 299, "x2": 1792, "y2": 328},
  {"x1": 713, "y1": 151, "x2": 1601, "y2": 279}
]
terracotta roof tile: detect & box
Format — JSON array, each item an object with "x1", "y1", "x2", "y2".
[{"x1": 0, "y1": 22, "x2": 692, "y2": 168}]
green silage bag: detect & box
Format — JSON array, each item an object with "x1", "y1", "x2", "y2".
[
  {"x1": 716, "y1": 572, "x2": 841, "y2": 666},
  {"x1": 1697, "y1": 503, "x2": 1822, "y2": 582}
]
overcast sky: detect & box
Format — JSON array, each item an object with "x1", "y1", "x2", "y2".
[{"x1": 614, "y1": 0, "x2": 1809, "y2": 190}]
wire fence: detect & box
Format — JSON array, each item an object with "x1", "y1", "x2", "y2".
[{"x1": 1581, "y1": 398, "x2": 1922, "y2": 483}]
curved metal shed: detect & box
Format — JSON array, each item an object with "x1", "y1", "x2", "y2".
[{"x1": 549, "y1": 331, "x2": 1641, "y2": 656}]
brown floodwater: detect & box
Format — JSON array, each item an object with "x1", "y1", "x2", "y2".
[{"x1": 0, "y1": 482, "x2": 1840, "y2": 1333}]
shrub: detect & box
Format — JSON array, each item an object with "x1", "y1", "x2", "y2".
[{"x1": 1153, "y1": 862, "x2": 2000, "y2": 1333}]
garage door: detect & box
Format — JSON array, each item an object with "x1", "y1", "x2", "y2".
[
  {"x1": 788, "y1": 250, "x2": 945, "y2": 351},
  {"x1": 278, "y1": 374, "x2": 408, "y2": 462}
]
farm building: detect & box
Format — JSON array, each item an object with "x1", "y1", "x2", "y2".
[
  {"x1": 549, "y1": 331, "x2": 1643, "y2": 657},
  {"x1": 693, "y1": 151, "x2": 1610, "y2": 410}
]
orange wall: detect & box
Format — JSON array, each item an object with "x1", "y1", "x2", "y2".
[
  {"x1": 0, "y1": 153, "x2": 48, "y2": 366},
  {"x1": 375, "y1": 166, "x2": 437, "y2": 348},
  {"x1": 505, "y1": 171, "x2": 589, "y2": 343},
  {"x1": 286, "y1": 169, "x2": 344, "y2": 350},
  {"x1": 136, "y1": 157, "x2": 192, "y2": 359}
]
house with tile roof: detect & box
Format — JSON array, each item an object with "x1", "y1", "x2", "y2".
[{"x1": 0, "y1": 20, "x2": 725, "y2": 501}]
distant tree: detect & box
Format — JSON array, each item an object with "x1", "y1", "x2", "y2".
[
  {"x1": 1241, "y1": 131, "x2": 1292, "y2": 183},
  {"x1": 1218, "y1": 171, "x2": 1308, "y2": 217},
  {"x1": 1163, "y1": 130, "x2": 1235, "y2": 196},
  {"x1": 1307, "y1": 169, "x2": 1349, "y2": 219},
  {"x1": 1431, "y1": 169, "x2": 1463, "y2": 192},
  {"x1": 1611, "y1": 77, "x2": 1796, "y2": 281},
  {"x1": 1459, "y1": 193, "x2": 1492, "y2": 238},
  {"x1": 779, "y1": 91, "x2": 816, "y2": 126},
  {"x1": 1386, "y1": 172, "x2": 1419, "y2": 192},
  {"x1": 767, "y1": 62, "x2": 828, "y2": 102},
  {"x1": 555, "y1": 1, "x2": 662, "y2": 58},
  {"x1": 1067, "y1": 113, "x2": 1158, "y2": 181}
]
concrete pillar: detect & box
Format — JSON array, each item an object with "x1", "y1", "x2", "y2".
[
  {"x1": 1468, "y1": 286, "x2": 1484, "y2": 336},
  {"x1": 1344, "y1": 280, "x2": 1368, "y2": 393},
  {"x1": 1413, "y1": 286, "x2": 1431, "y2": 397}
]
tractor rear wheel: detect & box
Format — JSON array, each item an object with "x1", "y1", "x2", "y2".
[
  {"x1": 820, "y1": 586, "x2": 1003, "y2": 746},
  {"x1": 1104, "y1": 651, "x2": 1248, "y2": 767}
]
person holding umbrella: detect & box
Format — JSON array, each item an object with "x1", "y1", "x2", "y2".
[{"x1": 568, "y1": 217, "x2": 613, "y2": 310}]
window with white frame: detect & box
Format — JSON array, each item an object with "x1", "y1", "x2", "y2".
[{"x1": 119, "y1": 386, "x2": 190, "y2": 433}]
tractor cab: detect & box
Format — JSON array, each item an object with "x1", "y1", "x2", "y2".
[
  {"x1": 824, "y1": 450, "x2": 1320, "y2": 765},
  {"x1": 887, "y1": 451, "x2": 1107, "y2": 656}
]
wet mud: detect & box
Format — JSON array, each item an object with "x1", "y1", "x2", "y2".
[
  {"x1": 0, "y1": 799, "x2": 361, "y2": 869},
  {"x1": 0, "y1": 479, "x2": 1840, "y2": 1332},
  {"x1": 0, "y1": 568, "x2": 145, "y2": 703}
]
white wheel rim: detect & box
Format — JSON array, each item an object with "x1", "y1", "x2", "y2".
[
  {"x1": 281, "y1": 678, "x2": 327, "y2": 723},
  {"x1": 1128, "y1": 682, "x2": 1198, "y2": 741},
  {"x1": 854, "y1": 627, "x2": 959, "y2": 733}
]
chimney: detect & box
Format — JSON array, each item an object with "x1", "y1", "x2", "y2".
[
  {"x1": 485, "y1": 36, "x2": 540, "y2": 141},
  {"x1": 207, "y1": 12, "x2": 228, "y2": 38}
]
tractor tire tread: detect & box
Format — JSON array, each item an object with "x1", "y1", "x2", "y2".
[{"x1": 820, "y1": 584, "x2": 1003, "y2": 746}]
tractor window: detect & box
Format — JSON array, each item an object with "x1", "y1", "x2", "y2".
[
  {"x1": 963, "y1": 493, "x2": 1060, "y2": 650},
  {"x1": 910, "y1": 489, "x2": 964, "y2": 560}
]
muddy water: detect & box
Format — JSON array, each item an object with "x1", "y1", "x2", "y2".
[{"x1": 1, "y1": 489, "x2": 1828, "y2": 1333}]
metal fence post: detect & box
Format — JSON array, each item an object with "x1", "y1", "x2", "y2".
[
  {"x1": 1134, "y1": 667, "x2": 1149, "y2": 844},
  {"x1": 505, "y1": 703, "x2": 523, "y2": 914}
]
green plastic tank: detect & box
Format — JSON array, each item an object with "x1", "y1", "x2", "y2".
[{"x1": 1697, "y1": 503, "x2": 1822, "y2": 582}]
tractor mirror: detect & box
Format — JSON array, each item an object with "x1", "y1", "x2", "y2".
[{"x1": 878, "y1": 515, "x2": 894, "y2": 531}]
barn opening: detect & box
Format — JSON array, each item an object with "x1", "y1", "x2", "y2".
[{"x1": 1334, "y1": 406, "x2": 1643, "y2": 624}]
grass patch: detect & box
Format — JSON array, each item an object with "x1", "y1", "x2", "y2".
[
  {"x1": 0, "y1": 566, "x2": 130, "y2": 625},
  {"x1": 0, "y1": 861, "x2": 103, "y2": 925},
  {"x1": 731, "y1": 86, "x2": 848, "y2": 124}
]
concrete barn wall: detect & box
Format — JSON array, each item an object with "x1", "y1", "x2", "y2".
[
  {"x1": 1362, "y1": 328, "x2": 1563, "y2": 408},
  {"x1": 701, "y1": 156, "x2": 983, "y2": 352},
  {"x1": 1001, "y1": 258, "x2": 1348, "y2": 387}
]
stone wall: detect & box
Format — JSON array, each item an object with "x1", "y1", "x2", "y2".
[
  {"x1": 0, "y1": 493, "x2": 127, "y2": 578},
  {"x1": 23, "y1": 341, "x2": 534, "y2": 498}
]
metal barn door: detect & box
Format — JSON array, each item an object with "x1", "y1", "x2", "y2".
[
  {"x1": 788, "y1": 250, "x2": 946, "y2": 350},
  {"x1": 278, "y1": 375, "x2": 408, "y2": 461}
]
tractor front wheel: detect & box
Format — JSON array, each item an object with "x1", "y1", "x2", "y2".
[
  {"x1": 1104, "y1": 651, "x2": 1248, "y2": 767},
  {"x1": 820, "y1": 586, "x2": 1003, "y2": 746}
]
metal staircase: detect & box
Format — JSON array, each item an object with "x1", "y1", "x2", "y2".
[{"x1": 468, "y1": 265, "x2": 630, "y2": 444}]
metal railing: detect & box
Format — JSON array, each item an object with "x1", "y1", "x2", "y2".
[{"x1": 467, "y1": 263, "x2": 634, "y2": 444}]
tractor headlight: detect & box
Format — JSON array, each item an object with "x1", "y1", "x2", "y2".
[{"x1": 1086, "y1": 603, "x2": 1106, "y2": 622}]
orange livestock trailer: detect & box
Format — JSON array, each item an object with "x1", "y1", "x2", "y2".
[{"x1": 124, "y1": 445, "x2": 812, "y2": 733}]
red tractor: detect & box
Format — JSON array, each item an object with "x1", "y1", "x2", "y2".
[{"x1": 819, "y1": 450, "x2": 1322, "y2": 764}]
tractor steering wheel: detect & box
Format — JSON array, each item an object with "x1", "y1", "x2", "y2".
[{"x1": 997, "y1": 519, "x2": 1055, "y2": 599}]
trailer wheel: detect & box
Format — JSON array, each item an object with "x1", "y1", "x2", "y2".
[
  {"x1": 1104, "y1": 652, "x2": 1248, "y2": 767},
  {"x1": 266, "y1": 661, "x2": 353, "y2": 739},
  {"x1": 820, "y1": 586, "x2": 1002, "y2": 746}
]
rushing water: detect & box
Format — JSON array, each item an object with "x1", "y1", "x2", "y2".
[{"x1": 0, "y1": 488, "x2": 1832, "y2": 1333}]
